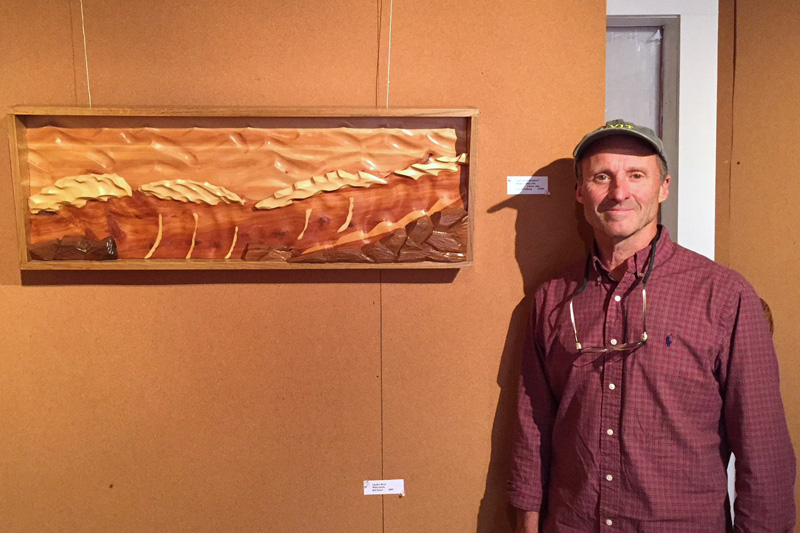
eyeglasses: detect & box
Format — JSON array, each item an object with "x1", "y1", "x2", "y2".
[
  {"x1": 568, "y1": 227, "x2": 660, "y2": 354},
  {"x1": 569, "y1": 285, "x2": 648, "y2": 353}
]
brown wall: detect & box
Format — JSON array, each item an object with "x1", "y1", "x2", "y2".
[
  {"x1": 0, "y1": 1, "x2": 605, "y2": 531},
  {"x1": 716, "y1": 0, "x2": 800, "y2": 519}
]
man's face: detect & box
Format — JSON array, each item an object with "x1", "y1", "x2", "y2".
[{"x1": 576, "y1": 135, "x2": 670, "y2": 244}]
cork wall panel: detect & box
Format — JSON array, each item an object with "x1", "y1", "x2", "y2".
[
  {"x1": 0, "y1": 1, "x2": 76, "y2": 105},
  {"x1": 77, "y1": 0, "x2": 380, "y2": 107},
  {"x1": 379, "y1": 0, "x2": 605, "y2": 531},
  {"x1": 0, "y1": 1, "x2": 383, "y2": 531},
  {"x1": 723, "y1": 0, "x2": 800, "y2": 509},
  {"x1": 0, "y1": 283, "x2": 382, "y2": 532},
  {"x1": 715, "y1": 0, "x2": 734, "y2": 267}
]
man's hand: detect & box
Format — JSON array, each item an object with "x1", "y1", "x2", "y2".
[{"x1": 516, "y1": 510, "x2": 540, "y2": 533}]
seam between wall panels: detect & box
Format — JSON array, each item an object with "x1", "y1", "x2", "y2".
[
  {"x1": 376, "y1": 2, "x2": 392, "y2": 530},
  {"x1": 727, "y1": 0, "x2": 738, "y2": 262},
  {"x1": 379, "y1": 272, "x2": 385, "y2": 533}
]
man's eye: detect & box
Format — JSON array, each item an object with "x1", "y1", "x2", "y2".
[
  {"x1": 594, "y1": 174, "x2": 610, "y2": 181},
  {"x1": 631, "y1": 173, "x2": 644, "y2": 179}
]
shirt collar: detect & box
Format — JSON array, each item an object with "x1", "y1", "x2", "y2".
[{"x1": 590, "y1": 225, "x2": 674, "y2": 282}]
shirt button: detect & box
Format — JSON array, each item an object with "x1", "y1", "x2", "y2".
[
  {"x1": 606, "y1": 519, "x2": 613, "y2": 526},
  {"x1": 607, "y1": 428, "x2": 614, "y2": 435},
  {"x1": 614, "y1": 295, "x2": 621, "y2": 302},
  {"x1": 610, "y1": 338, "x2": 618, "y2": 346},
  {"x1": 608, "y1": 383, "x2": 616, "y2": 390},
  {"x1": 606, "y1": 474, "x2": 613, "y2": 481}
]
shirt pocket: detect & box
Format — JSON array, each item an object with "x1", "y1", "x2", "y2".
[{"x1": 621, "y1": 329, "x2": 722, "y2": 449}]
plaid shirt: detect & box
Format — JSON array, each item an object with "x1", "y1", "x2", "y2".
[{"x1": 508, "y1": 228, "x2": 795, "y2": 532}]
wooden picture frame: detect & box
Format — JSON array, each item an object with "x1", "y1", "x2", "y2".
[{"x1": 7, "y1": 107, "x2": 477, "y2": 270}]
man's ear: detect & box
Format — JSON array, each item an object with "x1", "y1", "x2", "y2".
[
  {"x1": 659, "y1": 175, "x2": 671, "y2": 203},
  {"x1": 575, "y1": 181, "x2": 585, "y2": 204}
]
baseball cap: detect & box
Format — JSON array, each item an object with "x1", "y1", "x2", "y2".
[{"x1": 573, "y1": 119, "x2": 668, "y2": 169}]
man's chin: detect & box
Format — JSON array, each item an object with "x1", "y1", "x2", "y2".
[
  {"x1": 595, "y1": 220, "x2": 633, "y2": 238},
  {"x1": 588, "y1": 218, "x2": 640, "y2": 241},
  {"x1": 592, "y1": 219, "x2": 660, "y2": 243}
]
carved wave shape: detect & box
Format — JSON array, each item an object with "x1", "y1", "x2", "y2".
[
  {"x1": 26, "y1": 126, "x2": 459, "y2": 201},
  {"x1": 301, "y1": 195, "x2": 460, "y2": 255},
  {"x1": 28, "y1": 173, "x2": 133, "y2": 214},
  {"x1": 139, "y1": 179, "x2": 245, "y2": 206},
  {"x1": 393, "y1": 153, "x2": 467, "y2": 181},
  {"x1": 254, "y1": 170, "x2": 387, "y2": 210}
]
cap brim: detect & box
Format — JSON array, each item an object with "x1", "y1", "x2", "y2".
[{"x1": 573, "y1": 129, "x2": 663, "y2": 162}]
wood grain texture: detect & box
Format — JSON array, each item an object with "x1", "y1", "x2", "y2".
[
  {"x1": 7, "y1": 115, "x2": 29, "y2": 266},
  {"x1": 12, "y1": 105, "x2": 479, "y2": 118},
  {"x1": 11, "y1": 110, "x2": 477, "y2": 269}
]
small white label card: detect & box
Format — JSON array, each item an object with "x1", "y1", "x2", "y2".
[
  {"x1": 363, "y1": 479, "x2": 405, "y2": 496},
  {"x1": 507, "y1": 175, "x2": 549, "y2": 195}
]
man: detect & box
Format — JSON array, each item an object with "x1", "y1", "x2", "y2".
[{"x1": 508, "y1": 120, "x2": 795, "y2": 531}]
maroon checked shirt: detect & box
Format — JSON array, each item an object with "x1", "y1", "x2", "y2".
[{"x1": 508, "y1": 228, "x2": 795, "y2": 532}]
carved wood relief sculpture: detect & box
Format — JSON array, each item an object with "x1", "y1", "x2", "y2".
[{"x1": 9, "y1": 108, "x2": 476, "y2": 270}]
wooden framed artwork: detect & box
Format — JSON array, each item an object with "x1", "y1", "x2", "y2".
[{"x1": 7, "y1": 107, "x2": 476, "y2": 270}]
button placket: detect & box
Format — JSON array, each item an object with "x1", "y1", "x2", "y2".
[
  {"x1": 599, "y1": 354, "x2": 623, "y2": 528},
  {"x1": 598, "y1": 269, "x2": 631, "y2": 528},
  {"x1": 605, "y1": 290, "x2": 622, "y2": 347},
  {"x1": 605, "y1": 266, "x2": 636, "y2": 348}
]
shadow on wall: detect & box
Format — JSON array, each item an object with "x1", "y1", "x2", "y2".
[
  {"x1": 476, "y1": 158, "x2": 592, "y2": 532},
  {"x1": 18, "y1": 268, "x2": 460, "y2": 287}
]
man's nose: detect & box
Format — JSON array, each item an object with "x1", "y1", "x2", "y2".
[{"x1": 608, "y1": 176, "x2": 631, "y2": 200}]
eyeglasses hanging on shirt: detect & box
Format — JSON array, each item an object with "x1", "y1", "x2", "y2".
[{"x1": 568, "y1": 227, "x2": 661, "y2": 353}]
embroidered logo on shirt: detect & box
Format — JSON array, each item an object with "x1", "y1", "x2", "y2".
[{"x1": 665, "y1": 335, "x2": 673, "y2": 347}]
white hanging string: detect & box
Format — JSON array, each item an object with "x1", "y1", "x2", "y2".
[
  {"x1": 79, "y1": 0, "x2": 92, "y2": 106},
  {"x1": 385, "y1": 0, "x2": 393, "y2": 108}
]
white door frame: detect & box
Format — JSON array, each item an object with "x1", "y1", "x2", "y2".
[{"x1": 607, "y1": 0, "x2": 718, "y2": 260}]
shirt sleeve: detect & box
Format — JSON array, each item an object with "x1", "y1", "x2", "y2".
[
  {"x1": 718, "y1": 282, "x2": 796, "y2": 532},
  {"x1": 507, "y1": 293, "x2": 558, "y2": 511}
]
